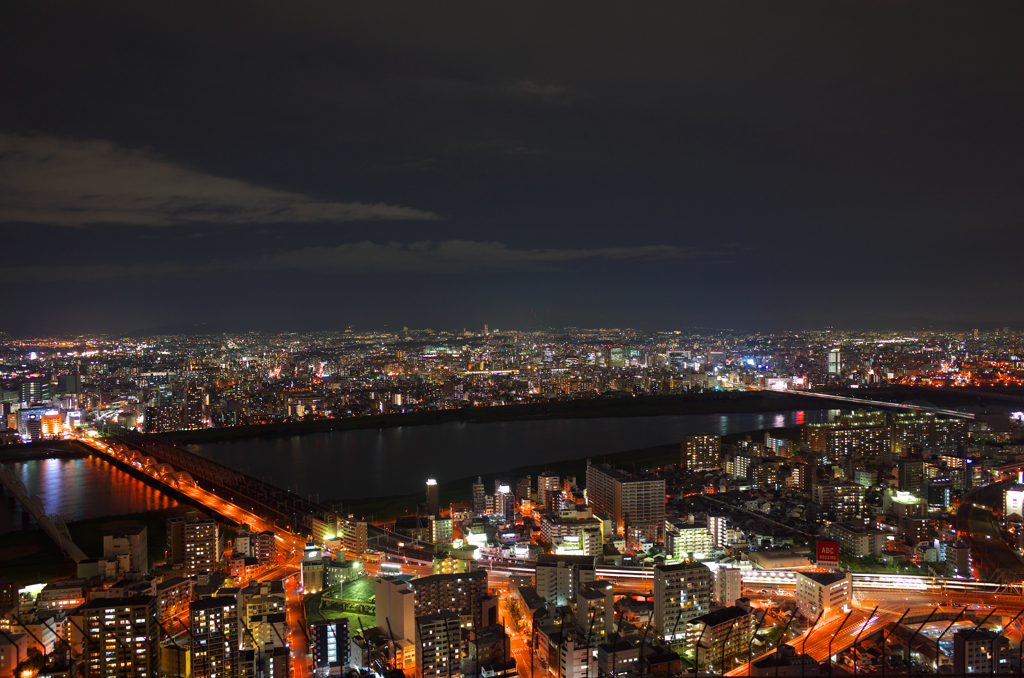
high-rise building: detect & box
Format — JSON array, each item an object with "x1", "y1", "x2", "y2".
[
  {"x1": 301, "y1": 545, "x2": 327, "y2": 595},
  {"x1": 493, "y1": 485, "x2": 516, "y2": 522},
  {"x1": 376, "y1": 577, "x2": 416, "y2": 644},
  {"x1": 472, "y1": 477, "x2": 486, "y2": 515},
  {"x1": 0, "y1": 577, "x2": 17, "y2": 609},
  {"x1": 681, "y1": 433, "x2": 721, "y2": 472},
  {"x1": 540, "y1": 509, "x2": 604, "y2": 556},
  {"x1": 827, "y1": 348, "x2": 841, "y2": 375},
  {"x1": 411, "y1": 569, "x2": 490, "y2": 630},
  {"x1": 429, "y1": 516, "x2": 453, "y2": 545},
  {"x1": 57, "y1": 372, "x2": 82, "y2": 398},
  {"x1": 461, "y1": 624, "x2": 512, "y2": 677},
  {"x1": 19, "y1": 377, "x2": 52, "y2": 404},
  {"x1": 953, "y1": 628, "x2": 1010, "y2": 675},
  {"x1": 310, "y1": 619, "x2": 349, "y2": 674},
  {"x1": 795, "y1": 571, "x2": 852, "y2": 620},
  {"x1": 168, "y1": 516, "x2": 219, "y2": 576},
  {"x1": 585, "y1": 462, "x2": 665, "y2": 543},
  {"x1": 535, "y1": 554, "x2": 596, "y2": 607},
  {"x1": 425, "y1": 479, "x2": 440, "y2": 517},
  {"x1": 0, "y1": 634, "x2": 28, "y2": 678},
  {"x1": 516, "y1": 476, "x2": 531, "y2": 502},
  {"x1": 685, "y1": 607, "x2": 755, "y2": 670},
  {"x1": 652, "y1": 563, "x2": 712, "y2": 642},
  {"x1": 663, "y1": 519, "x2": 713, "y2": 561},
  {"x1": 575, "y1": 581, "x2": 615, "y2": 640},
  {"x1": 183, "y1": 387, "x2": 205, "y2": 429},
  {"x1": 802, "y1": 419, "x2": 890, "y2": 457},
  {"x1": 82, "y1": 596, "x2": 159, "y2": 678},
  {"x1": 707, "y1": 515, "x2": 728, "y2": 549},
  {"x1": 812, "y1": 482, "x2": 866, "y2": 525},
  {"x1": 239, "y1": 582, "x2": 287, "y2": 655},
  {"x1": 538, "y1": 473, "x2": 561, "y2": 511},
  {"x1": 145, "y1": 403, "x2": 181, "y2": 433},
  {"x1": 190, "y1": 595, "x2": 242, "y2": 678},
  {"x1": 415, "y1": 611, "x2": 462, "y2": 678},
  {"x1": 249, "y1": 530, "x2": 275, "y2": 564},
  {"x1": 891, "y1": 413, "x2": 968, "y2": 453},
  {"x1": 713, "y1": 567, "x2": 742, "y2": 606},
  {"x1": 339, "y1": 517, "x2": 367, "y2": 558},
  {"x1": 558, "y1": 628, "x2": 598, "y2": 678},
  {"x1": 941, "y1": 540, "x2": 971, "y2": 579},
  {"x1": 39, "y1": 410, "x2": 61, "y2": 438},
  {"x1": 103, "y1": 525, "x2": 148, "y2": 574},
  {"x1": 897, "y1": 459, "x2": 925, "y2": 496}
]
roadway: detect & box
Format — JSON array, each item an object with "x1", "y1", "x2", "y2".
[
  {"x1": 770, "y1": 388, "x2": 974, "y2": 419},
  {"x1": 75, "y1": 434, "x2": 312, "y2": 678},
  {"x1": 956, "y1": 479, "x2": 1024, "y2": 580}
]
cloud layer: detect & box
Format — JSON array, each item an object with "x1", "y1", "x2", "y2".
[
  {"x1": 0, "y1": 133, "x2": 439, "y2": 226},
  {"x1": 12, "y1": 240, "x2": 709, "y2": 282}
]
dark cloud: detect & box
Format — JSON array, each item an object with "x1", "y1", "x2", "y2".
[
  {"x1": 8, "y1": 240, "x2": 711, "y2": 282},
  {"x1": 0, "y1": 1, "x2": 1021, "y2": 334},
  {"x1": 0, "y1": 133, "x2": 438, "y2": 226}
]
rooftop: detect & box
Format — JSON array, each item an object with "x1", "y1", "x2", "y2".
[{"x1": 797, "y1": 571, "x2": 849, "y2": 586}]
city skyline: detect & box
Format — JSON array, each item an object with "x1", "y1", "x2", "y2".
[
  {"x1": 2, "y1": 3, "x2": 1023, "y2": 334},
  {"x1": 3, "y1": 5, "x2": 1024, "y2": 677}
]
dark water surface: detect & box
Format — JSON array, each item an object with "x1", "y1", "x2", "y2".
[
  {"x1": 0, "y1": 456, "x2": 178, "y2": 534},
  {"x1": 0, "y1": 409, "x2": 846, "y2": 533},
  {"x1": 187, "y1": 409, "x2": 839, "y2": 500}
]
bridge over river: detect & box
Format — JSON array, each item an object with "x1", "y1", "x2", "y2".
[{"x1": 0, "y1": 465, "x2": 88, "y2": 562}]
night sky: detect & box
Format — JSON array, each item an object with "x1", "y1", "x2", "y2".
[{"x1": 2, "y1": 2, "x2": 1022, "y2": 336}]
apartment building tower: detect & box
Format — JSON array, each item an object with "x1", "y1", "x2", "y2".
[
  {"x1": 681, "y1": 433, "x2": 721, "y2": 472},
  {"x1": 190, "y1": 595, "x2": 242, "y2": 678},
  {"x1": 82, "y1": 596, "x2": 159, "y2": 678},
  {"x1": 652, "y1": 563, "x2": 712, "y2": 643},
  {"x1": 585, "y1": 462, "x2": 666, "y2": 543}
]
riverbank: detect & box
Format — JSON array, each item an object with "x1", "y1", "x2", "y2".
[
  {"x1": 0, "y1": 439, "x2": 91, "y2": 462},
  {"x1": 332, "y1": 424, "x2": 804, "y2": 523},
  {"x1": 160, "y1": 390, "x2": 826, "y2": 445},
  {"x1": 0, "y1": 505, "x2": 197, "y2": 585}
]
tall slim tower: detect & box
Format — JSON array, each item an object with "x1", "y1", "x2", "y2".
[
  {"x1": 828, "y1": 348, "x2": 841, "y2": 375},
  {"x1": 426, "y1": 478, "x2": 440, "y2": 517},
  {"x1": 472, "y1": 476, "x2": 486, "y2": 515}
]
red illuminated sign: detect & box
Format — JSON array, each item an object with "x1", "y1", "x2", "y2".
[{"x1": 816, "y1": 541, "x2": 839, "y2": 568}]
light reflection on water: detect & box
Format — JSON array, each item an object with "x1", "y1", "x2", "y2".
[
  {"x1": 0, "y1": 456, "x2": 178, "y2": 534},
  {"x1": 0, "y1": 408, "x2": 850, "y2": 532},
  {"x1": 189, "y1": 408, "x2": 843, "y2": 500}
]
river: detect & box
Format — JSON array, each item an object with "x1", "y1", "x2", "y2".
[
  {"x1": 186, "y1": 408, "x2": 840, "y2": 500},
  {"x1": 0, "y1": 456, "x2": 179, "y2": 534}
]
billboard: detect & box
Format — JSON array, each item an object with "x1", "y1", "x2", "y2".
[
  {"x1": 1006, "y1": 488, "x2": 1024, "y2": 520},
  {"x1": 816, "y1": 541, "x2": 839, "y2": 568}
]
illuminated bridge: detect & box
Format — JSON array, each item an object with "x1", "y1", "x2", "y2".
[
  {"x1": 0, "y1": 466, "x2": 88, "y2": 562},
  {"x1": 105, "y1": 428, "x2": 333, "y2": 533}
]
